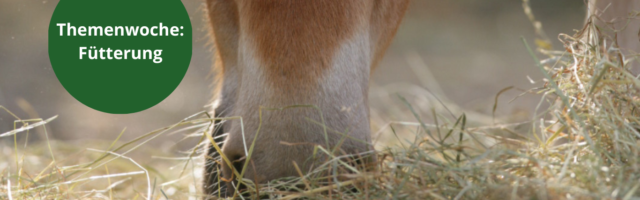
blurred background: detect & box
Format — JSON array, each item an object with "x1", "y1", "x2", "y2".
[{"x1": 0, "y1": 1, "x2": 586, "y2": 152}]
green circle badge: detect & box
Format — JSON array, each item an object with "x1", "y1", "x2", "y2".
[{"x1": 49, "y1": 0, "x2": 192, "y2": 114}]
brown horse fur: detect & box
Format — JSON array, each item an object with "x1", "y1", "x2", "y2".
[{"x1": 202, "y1": 0, "x2": 409, "y2": 197}]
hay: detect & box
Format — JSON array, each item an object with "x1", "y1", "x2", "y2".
[{"x1": 3, "y1": 2, "x2": 640, "y2": 199}]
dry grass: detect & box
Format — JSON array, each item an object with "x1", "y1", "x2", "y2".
[
  {"x1": 3, "y1": 2, "x2": 640, "y2": 199},
  {"x1": 0, "y1": 109, "x2": 212, "y2": 199}
]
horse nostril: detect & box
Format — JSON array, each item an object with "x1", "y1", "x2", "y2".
[
  {"x1": 232, "y1": 155, "x2": 246, "y2": 175},
  {"x1": 223, "y1": 155, "x2": 247, "y2": 195},
  {"x1": 221, "y1": 154, "x2": 245, "y2": 180}
]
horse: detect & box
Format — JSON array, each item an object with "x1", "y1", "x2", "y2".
[{"x1": 201, "y1": 0, "x2": 410, "y2": 197}]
